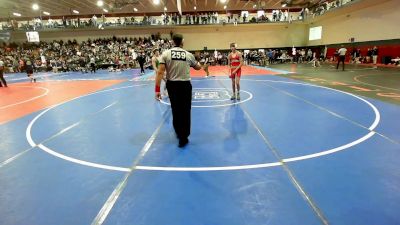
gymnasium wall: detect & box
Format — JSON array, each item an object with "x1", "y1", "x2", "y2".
[
  {"x1": 308, "y1": 0, "x2": 399, "y2": 46},
  {"x1": 9, "y1": 23, "x2": 308, "y2": 51}
]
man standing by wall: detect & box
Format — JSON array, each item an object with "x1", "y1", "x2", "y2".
[
  {"x1": 336, "y1": 45, "x2": 347, "y2": 71},
  {"x1": 90, "y1": 56, "x2": 96, "y2": 73},
  {"x1": 155, "y1": 34, "x2": 202, "y2": 148},
  {"x1": 372, "y1": 46, "x2": 379, "y2": 68}
]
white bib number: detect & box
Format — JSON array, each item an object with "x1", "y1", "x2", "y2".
[{"x1": 171, "y1": 51, "x2": 186, "y2": 61}]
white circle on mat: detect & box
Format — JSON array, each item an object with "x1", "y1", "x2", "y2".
[
  {"x1": 0, "y1": 86, "x2": 49, "y2": 110},
  {"x1": 159, "y1": 87, "x2": 253, "y2": 107},
  {"x1": 26, "y1": 80, "x2": 380, "y2": 172}
]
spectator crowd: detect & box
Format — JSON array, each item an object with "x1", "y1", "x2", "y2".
[{"x1": 0, "y1": 34, "x2": 173, "y2": 74}]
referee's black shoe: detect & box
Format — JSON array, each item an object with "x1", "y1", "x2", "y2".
[{"x1": 178, "y1": 138, "x2": 189, "y2": 148}]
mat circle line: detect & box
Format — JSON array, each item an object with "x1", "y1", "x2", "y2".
[
  {"x1": 26, "y1": 80, "x2": 380, "y2": 172},
  {"x1": 160, "y1": 87, "x2": 253, "y2": 106},
  {"x1": 0, "y1": 86, "x2": 50, "y2": 110},
  {"x1": 353, "y1": 74, "x2": 400, "y2": 92}
]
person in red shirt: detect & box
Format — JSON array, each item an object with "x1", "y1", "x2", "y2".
[{"x1": 228, "y1": 43, "x2": 243, "y2": 100}]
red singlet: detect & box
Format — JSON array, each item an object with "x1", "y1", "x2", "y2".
[{"x1": 229, "y1": 53, "x2": 241, "y2": 78}]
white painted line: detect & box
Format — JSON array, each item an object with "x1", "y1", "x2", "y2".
[
  {"x1": 354, "y1": 74, "x2": 400, "y2": 92},
  {"x1": 325, "y1": 67, "x2": 376, "y2": 71},
  {"x1": 38, "y1": 144, "x2": 130, "y2": 172},
  {"x1": 0, "y1": 86, "x2": 50, "y2": 110},
  {"x1": 240, "y1": 100, "x2": 329, "y2": 225},
  {"x1": 26, "y1": 80, "x2": 381, "y2": 172},
  {"x1": 91, "y1": 111, "x2": 168, "y2": 225},
  {"x1": 26, "y1": 85, "x2": 147, "y2": 171},
  {"x1": 191, "y1": 88, "x2": 231, "y2": 103},
  {"x1": 238, "y1": 78, "x2": 381, "y2": 131},
  {"x1": 191, "y1": 98, "x2": 232, "y2": 103},
  {"x1": 284, "y1": 165, "x2": 329, "y2": 225},
  {"x1": 0, "y1": 149, "x2": 31, "y2": 168},
  {"x1": 283, "y1": 131, "x2": 376, "y2": 162},
  {"x1": 136, "y1": 162, "x2": 283, "y2": 171},
  {"x1": 0, "y1": 100, "x2": 119, "y2": 169},
  {"x1": 6, "y1": 72, "x2": 68, "y2": 82},
  {"x1": 99, "y1": 101, "x2": 118, "y2": 112},
  {"x1": 160, "y1": 89, "x2": 253, "y2": 108}
]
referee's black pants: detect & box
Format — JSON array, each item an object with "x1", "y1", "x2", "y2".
[
  {"x1": 337, "y1": 55, "x2": 345, "y2": 71},
  {"x1": 0, "y1": 70, "x2": 7, "y2": 87},
  {"x1": 139, "y1": 62, "x2": 145, "y2": 73},
  {"x1": 90, "y1": 63, "x2": 96, "y2": 73},
  {"x1": 166, "y1": 80, "x2": 192, "y2": 141}
]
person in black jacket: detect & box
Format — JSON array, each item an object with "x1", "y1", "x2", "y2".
[
  {"x1": 25, "y1": 58, "x2": 36, "y2": 82},
  {"x1": 137, "y1": 51, "x2": 146, "y2": 75},
  {"x1": 367, "y1": 48, "x2": 372, "y2": 63}
]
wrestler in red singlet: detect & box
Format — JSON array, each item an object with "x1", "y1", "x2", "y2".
[
  {"x1": 228, "y1": 43, "x2": 243, "y2": 100},
  {"x1": 229, "y1": 52, "x2": 241, "y2": 78}
]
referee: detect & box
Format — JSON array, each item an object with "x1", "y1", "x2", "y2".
[
  {"x1": 155, "y1": 34, "x2": 202, "y2": 148},
  {"x1": 336, "y1": 45, "x2": 347, "y2": 71}
]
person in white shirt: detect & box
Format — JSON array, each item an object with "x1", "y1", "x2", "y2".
[
  {"x1": 312, "y1": 52, "x2": 320, "y2": 67},
  {"x1": 284, "y1": 10, "x2": 289, "y2": 21},
  {"x1": 307, "y1": 49, "x2": 313, "y2": 61},
  {"x1": 300, "y1": 49, "x2": 306, "y2": 63},
  {"x1": 131, "y1": 50, "x2": 137, "y2": 68},
  {"x1": 372, "y1": 46, "x2": 379, "y2": 67},
  {"x1": 336, "y1": 45, "x2": 347, "y2": 71},
  {"x1": 92, "y1": 15, "x2": 97, "y2": 27},
  {"x1": 90, "y1": 56, "x2": 96, "y2": 73},
  {"x1": 305, "y1": 8, "x2": 309, "y2": 18},
  {"x1": 0, "y1": 57, "x2": 7, "y2": 87}
]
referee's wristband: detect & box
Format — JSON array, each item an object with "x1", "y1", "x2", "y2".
[{"x1": 155, "y1": 85, "x2": 160, "y2": 92}]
